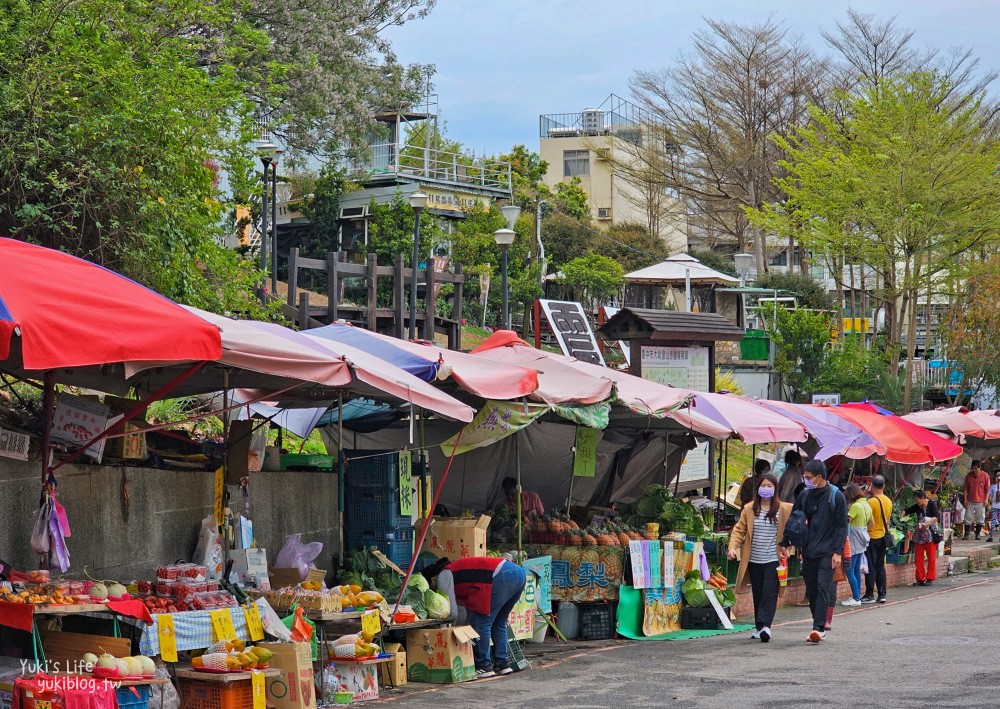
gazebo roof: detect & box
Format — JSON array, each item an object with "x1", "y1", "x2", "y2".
[{"x1": 624, "y1": 253, "x2": 739, "y2": 286}]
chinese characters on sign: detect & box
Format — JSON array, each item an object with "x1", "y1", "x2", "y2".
[
  {"x1": 398, "y1": 451, "x2": 414, "y2": 517},
  {"x1": 530, "y1": 545, "x2": 622, "y2": 602},
  {"x1": 538, "y1": 300, "x2": 607, "y2": 366},
  {"x1": 573, "y1": 427, "x2": 599, "y2": 478},
  {"x1": 50, "y1": 393, "x2": 111, "y2": 462}
]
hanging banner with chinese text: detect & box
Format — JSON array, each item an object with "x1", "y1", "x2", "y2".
[{"x1": 521, "y1": 545, "x2": 623, "y2": 602}]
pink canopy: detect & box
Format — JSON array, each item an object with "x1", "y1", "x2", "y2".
[
  {"x1": 470, "y1": 333, "x2": 612, "y2": 405},
  {"x1": 687, "y1": 392, "x2": 808, "y2": 445},
  {"x1": 902, "y1": 407, "x2": 987, "y2": 441},
  {"x1": 964, "y1": 410, "x2": 1000, "y2": 440},
  {"x1": 818, "y1": 405, "x2": 962, "y2": 464},
  {"x1": 352, "y1": 328, "x2": 539, "y2": 401}
]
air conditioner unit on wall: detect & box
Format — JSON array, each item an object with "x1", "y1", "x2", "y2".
[
  {"x1": 597, "y1": 208, "x2": 611, "y2": 220},
  {"x1": 582, "y1": 109, "x2": 604, "y2": 135}
]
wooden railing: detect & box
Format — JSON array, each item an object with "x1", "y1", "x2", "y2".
[{"x1": 285, "y1": 249, "x2": 465, "y2": 349}]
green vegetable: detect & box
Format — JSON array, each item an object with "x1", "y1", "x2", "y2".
[
  {"x1": 681, "y1": 577, "x2": 721, "y2": 608},
  {"x1": 424, "y1": 589, "x2": 451, "y2": 620},
  {"x1": 407, "y1": 574, "x2": 430, "y2": 593}
]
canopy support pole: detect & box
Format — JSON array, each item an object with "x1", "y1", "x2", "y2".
[
  {"x1": 221, "y1": 370, "x2": 230, "y2": 574},
  {"x1": 516, "y1": 431, "x2": 523, "y2": 558},
  {"x1": 932, "y1": 459, "x2": 954, "y2": 496},
  {"x1": 338, "y1": 392, "x2": 344, "y2": 574},
  {"x1": 566, "y1": 433, "x2": 575, "y2": 516},
  {"x1": 40, "y1": 371, "x2": 55, "y2": 487}
]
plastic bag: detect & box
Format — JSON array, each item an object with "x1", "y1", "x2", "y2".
[
  {"x1": 256, "y1": 598, "x2": 291, "y2": 641},
  {"x1": 193, "y1": 516, "x2": 223, "y2": 580},
  {"x1": 274, "y1": 534, "x2": 323, "y2": 581},
  {"x1": 281, "y1": 605, "x2": 317, "y2": 660},
  {"x1": 30, "y1": 496, "x2": 52, "y2": 554}
]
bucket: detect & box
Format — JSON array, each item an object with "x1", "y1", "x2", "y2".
[
  {"x1": 529, "y1": 612, "x2": 548, "y2": 643},
  {"x1": 556, "y1": 602, "x2": 579, "y2": 640}
]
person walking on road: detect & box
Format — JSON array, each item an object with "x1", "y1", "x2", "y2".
[
  {"x1": 728, "y1": 473, "x2": 792, "y2": 643},
  {"x1": 863, "y1": 475, "x2": 893, "y2": 605},
  {"x1": 964, "y1": 460, "x2": 990, "y2": 540},
  {"x1": 987, "y1": 472, "x2": 1000, "y2": 543},
  {"x1": 841, "y1": 483, "x2": 871, "y2": 607},
  {"x1": 738, "y1": 458, "x2": 772, "y2": 507},
  {"x1": 908, "y1": 490, "x2": 940, "y2": 586},
  {"x1": 781, "y1": 459, "x2": 848, "y2": 644},
  {"x1": 777, "y1": 450, "x2": 804, "y2": 503}
]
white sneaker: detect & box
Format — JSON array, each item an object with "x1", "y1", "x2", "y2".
[
  {"x1": 751, "y1": 630, "x2": 761, "y2": 639},
  {"x1": 759, "y1": 627, "x2": 771, "y2": 643},
  {"x1": 841, "y1": 598, "x2": 862, "y2": 607},
  {"x1": 475, "y1": 668, "x2": 496, "y2": 679}
]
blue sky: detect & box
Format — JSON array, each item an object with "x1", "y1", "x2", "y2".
[{"x1": 384, "y1": 0, "x2": 1000, "y2": 155}]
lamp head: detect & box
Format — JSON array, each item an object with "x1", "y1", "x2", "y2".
[
  {"x1": 500, "y1": 204, "x2": 521, "y2": 229},
  {"x1": 409, "y1": 191, "x2": 428, "y2": 212},
  {"x1": 257, "y1": 141, "x2": 279, "y2": 163},
  {"x1": 493, "y1": 228, "x2": 516, "y2": 248},
  {"x1": 733, "y1": 252, "x2": 753, "y2": 280}
]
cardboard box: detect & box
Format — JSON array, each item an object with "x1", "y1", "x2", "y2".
[
  {"x1": 378, "y1": 643, "x2": 407, "y2": 687},
  {"x1": 231, "y1": 548, "x2": 271, "y2": 590},
  {"x1": 405, "y1": 626, "x2": 478, "y2": 683},
  {"x1": 416, "y1": 516, "x2": 490, "y2": 559},
  {"x1": 105, "y1": 419, "x2": 147, "y2": 460},
  {"x1": 259, "y1": 642, "x2": 316, "y2": 709},
  {"x1": 328, "y1": 661, "x2": 379, "y2": 702},
  {"x1": 269, "y1": 567, "x2": 326, "y2": 589}
]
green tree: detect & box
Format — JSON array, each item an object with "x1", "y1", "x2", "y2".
[
  {"x1": 689, "y1": 248, "x2": 737, "y2": 277},
  {"x1": 753, "y1": 272, "x2": 835, "y2": 311},
  {"x1": 367, "y1": 194, "x2": 443, "y2": 266},
  {"x1": 942, "y1": 256, "x2": 1000, "y2": 406},
  {"x1": 593, "y1": 222, "x2": 668, "y2": 274},
  {"x1": 559, "y1": 254, "x2": 624, "y2": 306},
  {"x1": 553, "y1": 178, "x2": 591, "y2": 222},
  {"x1": 815, "y1": 335, "x2": 886, "y2": 403},
  {"x1": 761, "y1": 307, "x2": 832, "y2": 403},
  {"x1": 543, "y1": 213, "x2": 594, "y2": 270},
  {"x1": 750, "y1": 72, "x2": 1000, "y2": 410}
]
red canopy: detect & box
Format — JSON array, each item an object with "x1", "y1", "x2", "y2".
[
  {"x1": 0, "y1": 238, "x2": 221, "y2": 370},
  {"x1": 817, "y1": 405, "x2": 963, "y2": 464}
]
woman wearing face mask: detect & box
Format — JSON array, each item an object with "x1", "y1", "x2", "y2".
[
  {"x1": 840, "y1": 483, "x2": 872, "y2": 607},
  {"x1": 727, "y1": 473, "x2": 792, "y2": 642}
]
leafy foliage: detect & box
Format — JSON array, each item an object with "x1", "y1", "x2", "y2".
[
  {"x1": 760, "y1": 307, "x2": 832, "y2": 403},
  {"x1": 553, "y1": 178, "x2": 591, "y2": 222},
  {"x1": 754, "y1": 272, "x2": 836, "y2": 310},
  {"x1": 942, "y1": 256, "x2": 1000, "y2": 405},
  {"x1": 593, "y1": 223, "x2": 668, "y2": 274},
  {"x1": 689, "y1": 249, "x2": 737, "y2": 278},
  {"x1": 559, "y1": 254, "x2": 624, "y2": 305}
]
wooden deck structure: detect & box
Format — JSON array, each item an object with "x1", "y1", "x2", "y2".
[{"x1": 283, "y1": 249, "x2": 465, "y2": 349}]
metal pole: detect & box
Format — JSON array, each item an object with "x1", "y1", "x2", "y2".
[
  {"x1": 685, "y1": 268, "x2": 691, "y2": 312},
  {"x1": 501, "y1": 245, "x2": 510, "y2": 329},
  {"x1": 259, "y1": 157, "x2": 269, "y2": 282},
  {"x1": 409, "y1": 210, "x2": 422, "y2": 339},
  {"x1": 270, "y1": 159, "x2": 279, "y2": 294},
  {"x1": 516, "y1": 432, "x2": 522, "y2": 558},
  {"x1": 536, "y1": 200, "x2": 547, "y2": 289}
]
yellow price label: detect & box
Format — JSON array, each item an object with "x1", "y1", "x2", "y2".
[
  {"x1": 244, "y1": 602, "x2": 265, "y2": 642},
  {"x1": 158, "y1": 614, "x2": 178, "y2": 663},
  {"x1": 213, "y1": 466, "x2": 225, "y2": 525},
  {"x1": 251, "y1": 671, "x2": 266, "y2": 709},
  {"x1": 361, "y1": 608, "x2": 381, "y2": 638},
  {"x1": 209, "y1": 608, "x2": 238, "y2": 642}
]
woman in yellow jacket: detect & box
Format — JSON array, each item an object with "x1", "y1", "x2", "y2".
[{"x1": 727, "y1": 472, "x2": 792, "y2": 643}]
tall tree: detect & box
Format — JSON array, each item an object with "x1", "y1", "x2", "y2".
[
  {"x1": 628, "y1": 17, "x2": 827, "y2": 273},
  {"x1": 750, "y1": 72, "x2": 1000, "y2": 411}
]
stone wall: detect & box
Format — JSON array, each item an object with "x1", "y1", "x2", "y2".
[{"x1": 0, "y1": 457, "x2": 340, "y2": 581}]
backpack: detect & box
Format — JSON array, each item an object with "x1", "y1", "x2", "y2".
[{"x1": 784, "y1": 485, "x2": 838, "y2": 549}]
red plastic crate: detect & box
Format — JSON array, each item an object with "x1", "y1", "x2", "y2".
[{"x1": 179, "y1": 678, "x2": 255, "y2": 709}]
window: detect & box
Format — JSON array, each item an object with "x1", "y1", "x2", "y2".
[
  {"x1": 563, "y1": 150, "x2": 590, "y2": 177},
  {"x1": 597, "y1": 208, "x2": 611, "y2": 220}
]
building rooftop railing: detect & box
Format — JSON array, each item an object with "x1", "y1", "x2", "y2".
[{"x1": 349, "y1": 142, "x2": 511, "y2": 195}]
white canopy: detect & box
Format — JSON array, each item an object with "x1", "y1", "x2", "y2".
[{"x1": 624, "y1": 253, "x2": 739, "y2": 286}]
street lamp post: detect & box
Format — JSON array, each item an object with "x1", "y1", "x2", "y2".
[
  {"x1": 270, "y1": 149, "x2": 283, "y2": 294},
  {"x1": 733, "y1": 252, "x2": 754, "y2": 288},
  {"x1": 408, "y1": 192, "x2": 428, "y2": 339},
  {"x1": 535, "y1": 200, "x2": 548, "y2": 289},
  {"x1": 493, "y1": 227, "x2": 516, "y2": 329},
  {"x1": 256, "y1": 142, "x2": 278, "y2": 300},
  {"x1": 496, "y1": 205, "x2": 521, "y2": 331}
]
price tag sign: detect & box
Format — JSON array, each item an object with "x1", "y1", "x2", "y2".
[
  {"x1": 361, "y1": 608, "x2": 381, "y2": 638},
  {"x1": 213, "y1": 466, "x2": 225, "y2": 525},
  {"x1": 209, "y1": 608, "x2": 238, "y2": 641},
  {"x1": 244, "y1": 602, "x2": 265, "y2": 641},
  {"x1": 251, "y1": 671, "x2": 266, "y2": 709},
  {"x1": 158, "y1": 614, "x2": 178, "y2": 663}
]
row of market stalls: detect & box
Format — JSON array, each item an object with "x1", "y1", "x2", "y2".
[{"x1": 2, "y1": 237, "x2": 999, "y2": 705}]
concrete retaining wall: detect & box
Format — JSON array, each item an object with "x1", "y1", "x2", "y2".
[{"x1": 0, "y1": 457, "x2": 340, "y2": 581}]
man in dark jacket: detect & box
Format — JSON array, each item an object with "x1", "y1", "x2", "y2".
[{"x1": 781, "y1": 459, "x2": 849, "y2": 644}]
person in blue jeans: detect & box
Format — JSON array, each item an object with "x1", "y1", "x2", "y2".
[
  {"x1": 425, "y1": 556, "x2": 527, "y2": 678},
  {"x1": 840, "y1": 483, "x2": 871, "y2": 607}
]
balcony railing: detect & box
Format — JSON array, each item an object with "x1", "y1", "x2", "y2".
[{"x1": 350, "y1": 143, "x2": 511, "y2": 193}]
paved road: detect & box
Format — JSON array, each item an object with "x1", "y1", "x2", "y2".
[{"x1": 378, "y1": 569, "x2": 1000, "y2": 708}]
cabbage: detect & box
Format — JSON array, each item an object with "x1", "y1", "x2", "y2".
[
  {"x1": 424, "y1": 589, "x2": 451, "y2": 620},
  {"x1": 681, "y1": 577, "x2": 719, "y2": 608},
  {"x1": 408, "y1": 574, "x2": 430, "y2": 593}
]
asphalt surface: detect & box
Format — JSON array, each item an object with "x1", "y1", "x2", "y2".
[{"x1": 374, "y1": 568, "x2": 1000, "y2": 708}]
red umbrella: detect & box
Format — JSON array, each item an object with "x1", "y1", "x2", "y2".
[
  {"x1": 0, "y1": 238, "x2": 221, "y2": 371},
  {"x1": 818, "y1": 405, "x2": 963, "y2": 464}
]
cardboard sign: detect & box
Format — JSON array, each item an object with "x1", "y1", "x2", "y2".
[
  {"x1": 244, "y1": 602, "x2": 265, "y2": 642},
  {"x1": 507, "y1": 571, "x2": 537, "y2": 640},
  {"x1": 573, "y1": 427, "x2": 599, "y2": 478},
  {"x1": 522, "y1": 556, "x2": 553, "y2": 614},
  {"x1": 51, "y1": 393, "x2": 110, "y2": 462},
  {"x1": 157, "y1": 614, "x2": 178, "y2": 663},
  {"x1": 629, "y1": 540, "x2": 649, "y2": 589},
  {"x1": 209, "y1": 609, "x2": 238, "y2": 642},
  {"x1": 398, "y1": 451, "x2": 414, "y2": 517},
  {"x1": 647, "y1": 541, "x2": 662, "y2": 588},
  {"x1": 213, "y1": 466, "x2": 225, "y2": 526},
  {"x1": 706, "y1": 586, "x2": 734, "y2": 630},
  {"x1": 252, "y1": 670, "x2": 266, "y2": 709},
  {"x1": 361, "y1": 609, "x2": 381, "y2": 639}
]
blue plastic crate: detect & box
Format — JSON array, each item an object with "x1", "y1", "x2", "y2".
[
  {"x1": 116, "y1": 685, "x2": 150, "y2": 709},
  {"x1": 345, "y1": 488, "x2": 408, "y2": 529},
  {"x1": 345, "y1": 526, "x2": 414, "y2": 568},
  {"x1": 344, "y1": 450, "x2": 400, "y2": 489}
]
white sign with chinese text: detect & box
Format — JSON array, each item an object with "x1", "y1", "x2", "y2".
[{"x1": 50, "y1": 394, "x2": 111, "y2": 462}]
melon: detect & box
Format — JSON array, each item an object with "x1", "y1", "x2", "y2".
[
  {"x1": 137, "y1": 656, "x2": 156, "y2": 675},
  {"x1": 81, "y1": 652, "x2": 99, "y2": 671},
  {"x1": 123, "y1": 657, "x2": 143, "y2": 677},
  {"x1": 96, "y1": 653, "x2": 117, "y2": 671}
]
